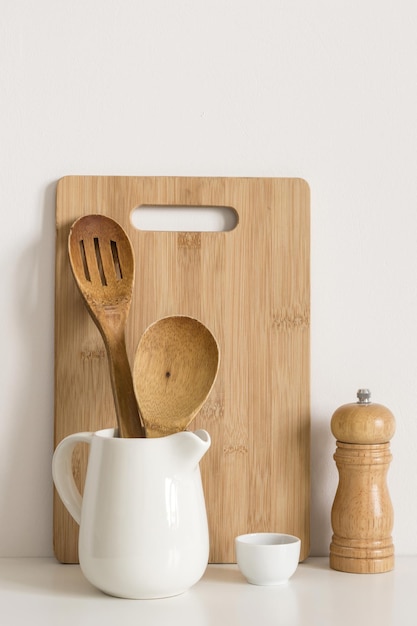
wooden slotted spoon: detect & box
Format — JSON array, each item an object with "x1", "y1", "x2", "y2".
[
  {"x1": 68, "y1": 214, "x2": 145, "y2": 438},
  {"x1": 133, "y1": 316, "x2": 220, "y2": 437}
]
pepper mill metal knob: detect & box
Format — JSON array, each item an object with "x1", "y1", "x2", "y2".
[{"x1": 329, "y1": 389, "x2": 395, "y2": 573}]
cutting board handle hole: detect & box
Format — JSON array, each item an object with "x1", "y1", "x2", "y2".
[{"x1": 130, "y1": 205, "x2": 238, "y2": 232}]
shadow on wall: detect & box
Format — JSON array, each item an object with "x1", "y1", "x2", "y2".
[
  {"x1": 310, "y1": 414, "x2": 337, "y2": 557},
  {"x1": 0, "y1": 181, "x2": 56, "y2": 556}
]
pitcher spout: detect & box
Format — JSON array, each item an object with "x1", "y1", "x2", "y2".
[
  {"x1": 193, "y1": 429, "x2": 211, "y2": 458},
  {"x1": 175, "y1": 429, "x2": 211, "y2": 469}
]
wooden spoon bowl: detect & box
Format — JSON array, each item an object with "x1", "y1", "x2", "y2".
[{"x1": 133, "y1": 316, "x2": 220, "y2": 437}]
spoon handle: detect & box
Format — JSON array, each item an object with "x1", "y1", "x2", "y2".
[{"x1": 105, "y1": 333, "x2": 146, "y2": 438}]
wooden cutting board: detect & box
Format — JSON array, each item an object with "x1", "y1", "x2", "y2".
[{"x1": 54, "y1": 176, "x2": 310, "y2": 564}]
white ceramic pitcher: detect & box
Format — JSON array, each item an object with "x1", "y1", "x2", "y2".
[{"x1": 52, "y1": 427, "x2": 211, "y2": 599}]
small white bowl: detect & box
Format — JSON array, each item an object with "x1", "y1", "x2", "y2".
[{"x1": 235, "y1": 533, "x2": 301, "y2": 586}]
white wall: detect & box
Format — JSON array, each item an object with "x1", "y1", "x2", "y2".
[{"x1": 2, "y1": 0, "x2": 416, "y2": 557}]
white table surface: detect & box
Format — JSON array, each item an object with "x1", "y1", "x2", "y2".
[{"x1": 0, "y1": 557, "x2": 414, "y2": 626}]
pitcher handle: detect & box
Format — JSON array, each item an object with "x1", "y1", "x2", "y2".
[{"x1": 52, "y1": 432, "x2": 94, "y2": 525}]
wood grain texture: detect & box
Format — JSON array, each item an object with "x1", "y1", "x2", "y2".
[{"x1": 54, "y1": 176, "x2": 310, "y2": 564}]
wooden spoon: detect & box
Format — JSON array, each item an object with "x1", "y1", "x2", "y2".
[
  {"x1": 133, "y1": 316, "x2": 220, "y2": 437},
  {"x1": 68, "y1": 214, "x2": 145, "y2": 438}
]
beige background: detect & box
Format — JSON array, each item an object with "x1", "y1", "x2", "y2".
[{"x1": 1, "y1": 0, "x2": 415, "y2": 557}]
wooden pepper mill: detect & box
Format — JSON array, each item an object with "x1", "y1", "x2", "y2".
[{"x1": 329, "y1": 389, "x2": 395, "y2": 573}]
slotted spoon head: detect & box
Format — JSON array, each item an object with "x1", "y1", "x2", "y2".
[
  {"x1": 68, "y1": 214, "x2": 135, "y2": 331},
  {"x1": 133, "y1": 315, "x2": 220, "y2": 438}
]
